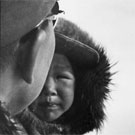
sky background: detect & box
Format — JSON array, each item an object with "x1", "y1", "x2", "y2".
[{"x1": 59, "y1": 0, "x2": 135, "y2": 135}]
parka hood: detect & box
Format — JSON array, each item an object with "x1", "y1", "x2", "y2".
[{"x1": 54, "y1": 18, "x2": 112, "y2": 134}]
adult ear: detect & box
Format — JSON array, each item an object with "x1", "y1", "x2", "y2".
[{"x1": 16, "y1": 28, "x2": 46, "y2": 84}]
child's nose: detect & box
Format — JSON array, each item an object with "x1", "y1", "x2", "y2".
[{"x1": 44, "y1": 77, "x2": 57, "y2": 96}]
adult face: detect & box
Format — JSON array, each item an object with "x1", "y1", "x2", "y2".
[
  {"x1": 30, "y1": 54, "x2": 75, "y2": 122},
  {"x1": 1, "y1": 0, "x2": 56, "y2": 47},
  {"x1": 0, "y1": 0, "x2": 56, "y2": 116}
]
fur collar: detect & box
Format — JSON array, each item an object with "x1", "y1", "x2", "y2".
[
  {"x1": 16, "y1": 109, "x2": 69, "y2": 135},
  {"x1": 0, "y1": 101, "x2": 28, "y2": 135}
]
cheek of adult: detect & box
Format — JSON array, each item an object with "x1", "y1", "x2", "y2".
[{"x1": 1, "y1": 20, "x2": 55, "y2": 116}]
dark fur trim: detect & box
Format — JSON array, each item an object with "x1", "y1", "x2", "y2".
[
  {"x1": 16, "y1": 109, "x2": 69, "y2": 135},
  {"x1": 0, "y1": 101, "x2": 18, "y2": 135},
  {"x1": 54, "y1": 18, "x2": 112, "y2": 134}
]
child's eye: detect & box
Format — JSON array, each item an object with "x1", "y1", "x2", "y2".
[{"x1": 56, "y1": 75, "x2": 70, "y2": 80}]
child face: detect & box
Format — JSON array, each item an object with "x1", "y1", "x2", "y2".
[{"x1": 31, "y1": 53, "x2": 75, "y2": 122}]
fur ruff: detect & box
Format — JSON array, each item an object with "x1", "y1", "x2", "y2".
[
  {"x1": 16, "y1": 109, "x2": 69, "y2": 135},
  {"x1": 0, "y1": 101, "x2": 23, "y2": 135},
  {"x1": 54, "y1": 18, "x2": 112, "y2": 134}
]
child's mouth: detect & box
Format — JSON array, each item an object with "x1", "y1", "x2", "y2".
[{"x1": 39, "y1": 102, "x2": 59, "y2": 110}]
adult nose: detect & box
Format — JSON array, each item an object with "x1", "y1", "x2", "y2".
[
  {"x1": 17, "y1": 19, "x2": 55, "y2": 84},
  {"x1": 43, "y1": 77, "x2": 57, "y2": 96}
]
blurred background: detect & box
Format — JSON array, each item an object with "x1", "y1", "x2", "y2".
[{"x1": 59, "y1": 0, "x2": 135, "y2": 135}]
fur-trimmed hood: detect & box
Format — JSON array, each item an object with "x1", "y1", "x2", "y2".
[{"x1": 54, "y1": 18, "x2": 112, "y2": 134}]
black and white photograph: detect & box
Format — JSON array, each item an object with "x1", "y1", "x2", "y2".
[{"x1": 0, "y1": 0, "x2": 135, "y2": 135}]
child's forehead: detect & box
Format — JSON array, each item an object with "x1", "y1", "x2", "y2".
[{"x1": 50, "y1": 53, "x2": 73, "y2": 71}]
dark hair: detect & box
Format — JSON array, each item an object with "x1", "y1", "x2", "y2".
[{"x1": 54, "y1": 18, "x2": 112, "y2": 134}]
